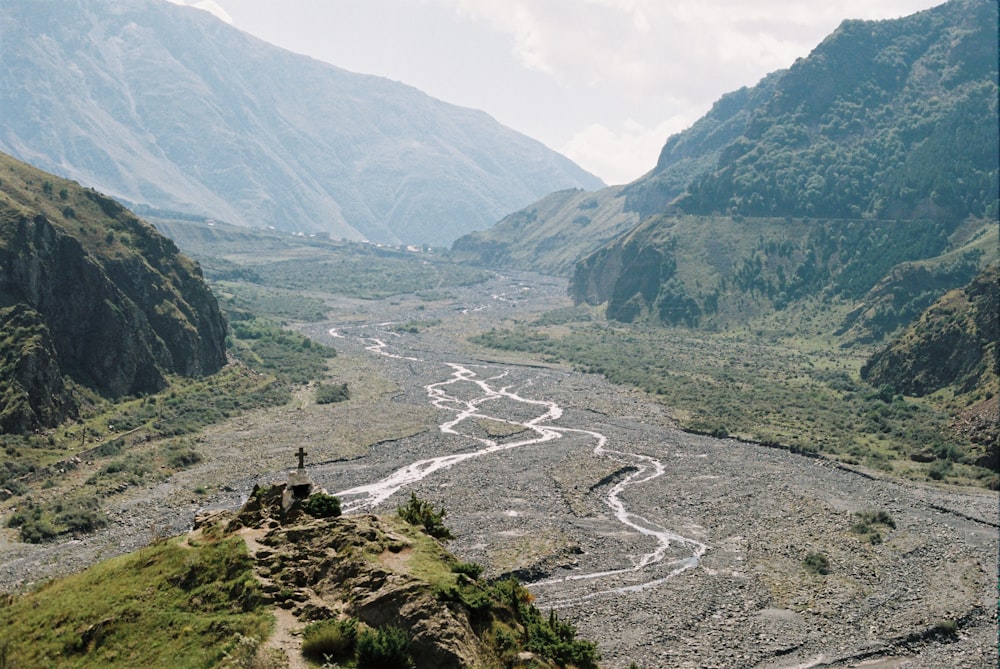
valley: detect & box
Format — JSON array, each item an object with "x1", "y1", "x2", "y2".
[{"x1": 2, "y1": 271, "x2": 995, "y2": 668}]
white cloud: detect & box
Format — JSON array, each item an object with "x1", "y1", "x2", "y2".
[
  {"x1": 561, "y1": 114, "x2": 702, "y2": 186},
  {"x1": 420, "y1": 0, "x2": 938, "y2": 182}
]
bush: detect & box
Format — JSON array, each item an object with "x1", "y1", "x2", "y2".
[
  {"x1": 301, "y1": 617, "x2": 357, "y2": 662},
  {"x1": 802, "y1": 551, "x2": 831, "y2": 575},
  {"x1": 315, "y1": 382, "x2": 350, "y2": 405},
  {"x1": 18, "y1": 518, "x2": 58, "y2": 544},
  {"x1": 451, "y1": 561, "x2": 484, "y2": 579},
  {"x1": 302, "y1": 493, "x2": 342, "y2": 519},
  {"x1": 397, "y1": 492, "x2": 453, "y2": 540},
  {"x1": 356, "y1": 626, "x2": 412, "y2": 669},
  {"x1": 851, "y1": 509, "x2": 895, "y2": 544}
]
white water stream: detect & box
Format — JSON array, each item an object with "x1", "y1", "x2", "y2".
[{"x1": 330, "y1": 328, "x2": 707, "y2": 605}]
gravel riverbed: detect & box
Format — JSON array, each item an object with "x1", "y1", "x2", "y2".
[{"x1": 1, "y1": 272, "x2": 996, "y2": 668}]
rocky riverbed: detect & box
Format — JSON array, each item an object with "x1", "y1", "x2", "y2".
[{"x1": 1, "y1": 272, "x2": 996, "y2": 668}]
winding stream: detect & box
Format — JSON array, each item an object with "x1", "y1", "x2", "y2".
[{"x1": 330, "y1": 326, "x2": 707, "y2": 606}]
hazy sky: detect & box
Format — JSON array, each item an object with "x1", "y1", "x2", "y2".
[{"x1": 173, "y1": 0, "x2": 941, "y2": 185}]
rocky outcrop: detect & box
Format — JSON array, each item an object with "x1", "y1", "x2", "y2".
[
  {"x1": 0, "y1": 304, "x2": 75, "y2": 432},
  {"x1": 862, "y1": 265, "x2": 998, "y2": 468},
  {"x1": 861, "y1": 265, "x2": 998, "y2": 397},
  {"x1": 214, "y1": 483, "x2": 596, "y2": 669},
  {"x1": 0, "y1": 152, "x2": 227, "y2": 427}
]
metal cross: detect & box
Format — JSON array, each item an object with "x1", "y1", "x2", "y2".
[{"x1": 296, "y1": 446, "x2": 307, "y2": 470}]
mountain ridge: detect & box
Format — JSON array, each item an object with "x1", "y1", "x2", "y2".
[
  {"x1": 452, "y1": 0, "x2": 997, "y2": 281},
  {"x1": 0, "y1": 0, "x2": 603, "y2": 246}
]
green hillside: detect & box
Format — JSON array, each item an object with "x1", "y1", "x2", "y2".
[
  {"x1": 678, "y1": 0, "x2": 997, "y2": 221},
  {"x1": 453, "y1": 0, "x2": 998, "y2": 286}
]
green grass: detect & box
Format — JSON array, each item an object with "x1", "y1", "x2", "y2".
[{"x1": 0, "y1": 534, "x2": 271, "y2": 668}]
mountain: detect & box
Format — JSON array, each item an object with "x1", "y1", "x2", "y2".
[
  {"x1": 451, "y1": 186, "x2": 638, "y2": 277},
  {"x1": 450, "y1": 68, "x2": 781, "y2": 275},
  {"x1": 0, "y1": 0, "x2": 603, "y2": 247},
  {"x1": 674, "y1": 0, "x2": 997, "y2": 221},
  {"x1": 0, "y1": 151, "x2": 227, "y2": 432},
  {"x1": 453, "y1": 0, "x2": 998, "y2": 283}
]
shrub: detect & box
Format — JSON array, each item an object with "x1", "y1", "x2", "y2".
[
  {"x1": 397, "y1": 492, "x2": 453, "y2": 540},
  {"x1": 451, "y1": 561, "x2": 484, "y2": 579},
  {"x1": 302, "y1": 493, "x2": 342, "y2": 519},
  {"x1": 18, "y1": 518, "x2": 58, "y2": 544},
  {"x1": 802, "y1": 551, "x2": 831, "y2": 575},
  {"x1": 315, "y1": 382, "x2": 350, "y2": 405},
  {"x1": 933, "y1": 618, "x2": 958, "y2": 638},
  {"x1": 850, "y1": 509, "x2": 895, "y2": 544},
  {"x1": 301, "y1": 617, "x2": 357, "y2": 662},
  {"x1": 356, "y1": 626, "x2": 411, "y2": 669}
]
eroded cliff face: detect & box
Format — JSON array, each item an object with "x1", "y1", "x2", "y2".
[
  {"x1": 0, "y1": 152, "x2": 227, "y2": 429},
  {"x1": 861, "y1": 265, "x2": 999, "y2": 468},
  {"x1": 0, "y1": 304, "x2": 73, "y2": 433}
]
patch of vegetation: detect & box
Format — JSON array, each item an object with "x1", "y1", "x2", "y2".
[
  {"x1": 451, "y1": 561, "x2": 484, "y2": 580},
  {"x1": 357, "y1": 625, "x2": 412, "y2": 669},
  {"x1": 301, "y1": 493, "x2": 342, "y2": 519},
  {"x1": 489, "y1": 578, "x2": 599, "y2": 668},
  {"x1": 397, "y1": 492, "x2": 454, "y2": 540},
  {"x1": 0, "y1": 533, "x2": 270, "y2": 668},
  {"x1": 802, "y1": 551, "x2": 831, "y2": 575},
  {"x1": 212, "y1": 281, "x2": 329, "y2": 322},
  {"x1": 469, "y1": 315, "x2": 994, "y2": 486},
  {"x1": 850, "y1": 510, "x2": 896, "y2": 545},
  {"x1": 301, "y1": 617, "x2": 357, "y2": 663},
  {"x1": 243, "y1": 252, "x2": 489, "y2": 300},
  {"x1": 226, "y1": 313, "x2": 336, "y2": 384},
  {"x1": 6, "y1": 494, "x2": 107, "y2": 544},
  {"x1": 390, "y1": 319, "x2": 442, "y2": 334},
  {"x1": 315, "y1": 381, "x2": 350, "y2": 405}
]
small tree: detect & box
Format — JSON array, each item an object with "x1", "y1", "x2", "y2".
[
  {"x1": 356, "y1": 626, "x2": 412, "y2": 669},
  {"x1": 397, "y1": 492, "x2": 453, "y2": 540},
  {"x1": 302, "y1": 493, "x2": 342, "y2": 519}
]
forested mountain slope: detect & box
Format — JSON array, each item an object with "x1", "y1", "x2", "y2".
[
  {"x1": 570, "y1": 0, "x2": 997, "y2": 330},
  {"x1": 0, "y1": 0, "x2": 602, "y2": 247},
  {"x1": 454, "y1": 0, "x2": 997, "y2": 283},
  {"x1": 675, "y1": 0, "x2": 997, "y2": 221}
]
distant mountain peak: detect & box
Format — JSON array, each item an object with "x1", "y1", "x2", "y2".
[{"x1": 0, "y1": 0, "x2": 602, "y2": 246}]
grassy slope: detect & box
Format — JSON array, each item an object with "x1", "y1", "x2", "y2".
[
  {"x1": 451, "y1": 186, "x2": 638, "y2": 276},
  {"x1": 0, "y1": 532, "x2": 270, "y2": 668}
]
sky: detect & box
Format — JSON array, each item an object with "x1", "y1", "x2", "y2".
[{"x1": 172, "y1": 0, "x2": 942, "y2": 185}]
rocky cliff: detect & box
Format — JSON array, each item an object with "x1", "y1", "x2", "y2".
[{"x1": 0, "y1": 152, "x2": 227, "y2": 431}]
